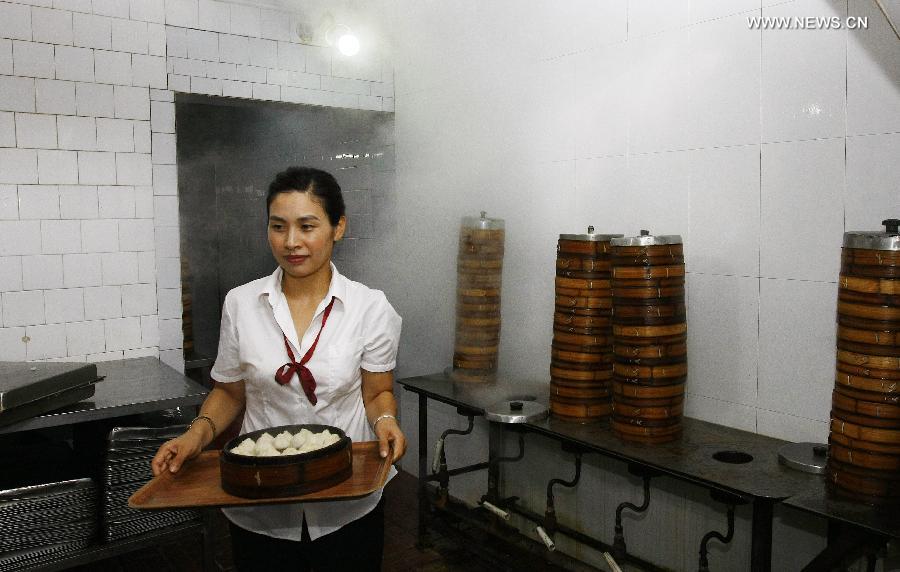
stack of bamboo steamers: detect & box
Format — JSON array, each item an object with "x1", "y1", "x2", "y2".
[
  {"x1": 551, "y1": 228, "x2": 622, "y2": 420},
  {"x1": 453, "y1": 212, "x2": 505, "y2": 382},
  {"x1": 550, "y1": 229, "x2": 687, "y2": 443},
  {"x1": 609, "y1": 232, "x2": 687, "y2": 443},
  {"x1": 827, "y1": 219, "x2": 900, "y2": 504}
]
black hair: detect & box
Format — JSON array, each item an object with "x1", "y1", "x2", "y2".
[{"x1": 266, "y1": 167, "x2": 345, "y2": 226}]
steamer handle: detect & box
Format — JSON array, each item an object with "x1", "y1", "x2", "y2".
[{"x1": 883, "y1": 219, "x2": 900, "y2": 234}]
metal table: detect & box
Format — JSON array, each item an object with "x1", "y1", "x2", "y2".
[
  {"x1": 399, "y1": 371, "x2": 897, "y2": 572},
  {"x1": 0, "y1": 357, "x2": 208, "y2": 434}
]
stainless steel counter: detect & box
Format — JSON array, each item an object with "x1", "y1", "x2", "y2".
[{"x1": 0, "y1": 357, "x2": 208, "y2": 435}]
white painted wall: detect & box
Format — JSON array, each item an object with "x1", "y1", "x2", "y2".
[
  {"x1": 0, "y1": 0, "x2": 393, "y2": 369},
  {"x1": 382, "y1": 1, "x2": 900, "y2": 570}
]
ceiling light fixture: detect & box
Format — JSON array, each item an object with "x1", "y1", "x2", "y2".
[
  {"x1": 337, "y1": 32, "x2": 360, "y2": 56},
  {"x1": 326, "y1": 23, "x2": 360, "y2": 57}
]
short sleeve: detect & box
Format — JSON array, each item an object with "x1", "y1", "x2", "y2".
[
  {"x1": 210, "y1": 292, "x2": 244, "y2": 383},
  {"x1": 360, "y1": 291, "x2": 402, "y2": 372}
]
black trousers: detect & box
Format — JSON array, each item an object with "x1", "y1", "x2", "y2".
[{"x1": 228, "y1": 500, "x2": 384, "y2": 572}]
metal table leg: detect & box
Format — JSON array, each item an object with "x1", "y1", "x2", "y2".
[
  {"x1": 417, "y1": 392, "x2": 430, "y2": 548},
  {"x1": 751, "y1": 498, "x2": 774, "y2": 572},
  {"x1": 487, "y1": 421, "x2": 503, "y2": 502}
]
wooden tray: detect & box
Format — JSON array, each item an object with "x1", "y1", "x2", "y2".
[{"x1": 128, "y1": 442, "x2": 391, "y2": 510}]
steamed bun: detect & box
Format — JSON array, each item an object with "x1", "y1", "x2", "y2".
[{"x1": 273, "y1": 431, "x2": 292, "y2": 450}]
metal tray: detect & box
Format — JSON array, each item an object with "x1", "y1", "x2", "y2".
[
  {"x1": 0, "y1": 383, "x2": 96, "y2": 428},
  {"x1": 0, "y1": 362, "x2": 100, "y2": 412}
]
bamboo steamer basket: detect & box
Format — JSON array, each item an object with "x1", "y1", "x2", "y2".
[
  {"x1": 550, "y1": 227, "x2": 622, "y2": 423},
  {"x1": 453, "y1": 212, "x2": 505, "y2": 382},
  {"x1": 610, "y1": 231, "x2": 686, "y2": 443},
  {"x1": 828, "y1": 219, "x2": 900, "y2": 503},
  {"x1": 220, "y1": 424, "x2": 352, "y2": 498}
]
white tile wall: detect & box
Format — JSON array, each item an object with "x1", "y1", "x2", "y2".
[
  {"x1": 0, "y1": 326, "x2": 27, "y2": 360},
  {"x1": 100, "y1": 251, "x2": 138, "y2": 284},
  {"x1": 0, "y1": 3, "x2": 33, "y2": 42},
  {"x1": 0, "y1": 185, "x2": 17, "y2": 218},
  {"x1": 66, "y1": 319, "x2": 105, "y2": 355},
  {"x1": 25, "y1": 323, "x2": 67, "y2": 359},
  {"x1": 760, "y1": 138, "x2": 844, "y2": 282},
  {"x1": 40, "y1": 219, "x2": 80, "y2": 252},
  {"x1": 57, "y1": 115, "x2": 97, "y2": 150},
  {"x1": 2, "y1": 289, "x2": 44, "y2": 326},
  {"x1": 761, "y1": 0, "x2": 847, "y2": 143},
  {"x1": 54, "y1": 45, "x2": 93, "y2": 82},
  {"x1": 0, "y1": 149, "x2": 38, "y2": 182},
  {"x1": 687, "y1": 273, "x2": 759, "y2": 407},
  {"x1": 198, "y1": 0, "x2": 229, "y2": 33},
  {"x1": 16, "y1": 113, "x2": 58, "y2": 148},
  {"x1": 111, "y1": 19, "x2": 148, "y2": 54},
  {"x1": 130, "y1": 0, "x2": 164, "y2": 24},
  {"x1": 44, "y1": 287, "x2": 84, "y2": 322},
  {"x1": 123, "y1": 218, "x2": 154, "y2": 250},
  {"x1": 104, "y1": 315, "x2": 141, "y2": 350},
  {"x1": 62, "y1": 252, "x2": 101, "y2": 286},
  {"x1": 689, "y1": 13, "x2": 760, "y2": 149},
  {"x1": 81, "y1": 218, "x2": 118, "y2": 251},
  {"x1": 77, "y1": 150, "x2": 116, "y2": 184},
  {"x1": 35, "y1": 78, "x2": 75, "y2": 114},
  {"x1": 113, "y1": 85, "x2": 150, "y2": 119},
  {"x1": 758, "y1": 278, "x2": 837, "y2": 422},
  {"x1": 75, "y1": 82, "x2": 115, "y2": 117},
  {"x1": 845, "y1": 133, "x2": 900, "y2": 229},
  {"x1": 59, "y1": 185, "x2": 99, "y2": 218},
  {"x1": 83, "y1": 284, "x2": 120, "y2": 319},
  {"x1": 18, "y1": 184, "x2": 60, "y2": 219},
  {"x1": 94, "y1": 49, "x2": 131, "y2": 85},
  {"x1": 0, "y1": 220, "x2": 41, "y2": 255},
  {"x1": 0, "y1": 112, "x2": 14, "y2": 146},
  {"x1": 0, "y1": 76, "x2": 36, "y2": 112},
  {"x1": 116, "y1": 152, "x2": 152, "y2": 185},
  {"x1": 37, "y1": 149, "x2": 78, "y2": 183},
  {"x1": 22, "y1": 254, "x2": 63, "y2": 289},
  {"x1": 97, "y1": 185, "x2": 133, "y2": 217},
  {"x1": 13, "y1": 40, "x2": 55, "y2": 78},
  {"x1": 96, "y1": 118, "x2": 133, "y2": 152},
  {"x1": 73, "y1": 13, "x2": 112, "y2": 50},
  {"x1": 688, "y1": 145, "x2": 760, "y2": 277},
  {"x1": 0, "y1": 257, "x2": 23, "y2": 291},
  {"x1": 122, "y1": 282, "x2": 155, "y2": 315}
]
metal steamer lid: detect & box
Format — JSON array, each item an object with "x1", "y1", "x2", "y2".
[
  {"x1": 777, "y1": 442, "x2": 828, "y2": 474},
  {"x1": 610, "y1": 229, "x2": 683, "y2": 247},
  {"x1": 559, "y1": 225, "x2": 624, "y2": 242},
  {"x1": 843, "y1": 219, "x2": 900, "y2": 251},
  {"x1": 461, "y1": 211, "x2": 505, "y2": 230},
  {"x1": 484, "y1": 399, "x2": 548, "y2": 423}
]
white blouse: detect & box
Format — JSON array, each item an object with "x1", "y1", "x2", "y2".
[{"x1": 210, "y1": 263, "x2": 402, "y2": 541}]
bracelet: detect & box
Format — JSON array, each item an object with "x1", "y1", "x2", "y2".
[
  {"x1": 190, "y1": 415, "x2": 217, "y2": 438},
  {"x1": 372, "y1": 414, "x2": 397, "y2": 430}
]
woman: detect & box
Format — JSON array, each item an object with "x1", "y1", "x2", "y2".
[{"x1": 151, "y1": 167, "x2": 405, "y2": 571}]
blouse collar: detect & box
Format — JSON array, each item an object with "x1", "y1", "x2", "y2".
[{"x1": 260, "y1": 262, "x2": 347, "y2": 310}]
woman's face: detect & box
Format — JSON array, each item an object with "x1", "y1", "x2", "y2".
[{"x1": 267, "y1": 191, "x2": 346, "y2": 282}]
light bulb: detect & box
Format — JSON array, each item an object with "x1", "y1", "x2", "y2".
[{"x1": 337, "y1": 33, "x2": 360, "y2": 56}]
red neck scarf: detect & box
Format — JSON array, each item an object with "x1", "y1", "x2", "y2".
[{"x1": 274, "y1": 296, "x2": 336, "y2": 405}]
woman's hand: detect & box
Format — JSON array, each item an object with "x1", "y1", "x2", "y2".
[
  {"x1": 374, "y1": 417, "x2": 406, "y2": 463},
  {"x1": 361, "y1": 369, "x2": 405, "y2": 463},
  {"x1": 151, "y1": 431, "x2": 204, "y2": 476}
]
